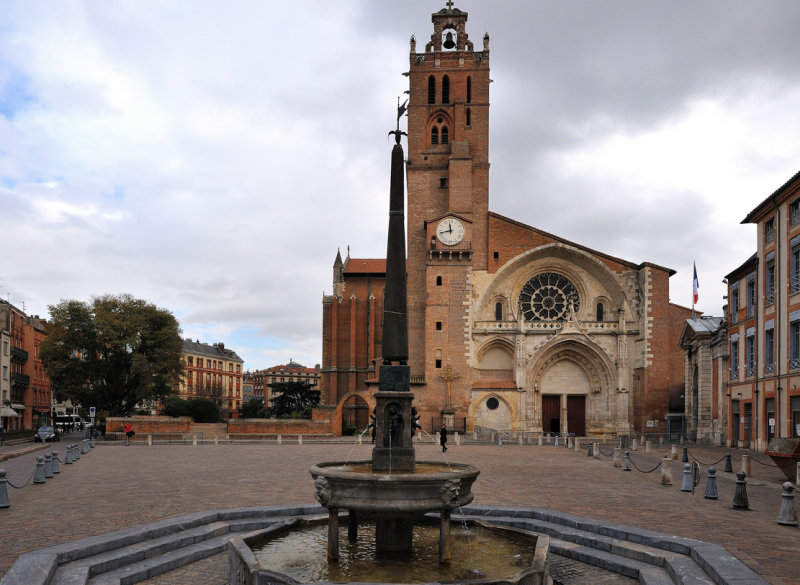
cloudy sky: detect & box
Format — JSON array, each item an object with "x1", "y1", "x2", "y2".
[{"x1": 2, "y1": 1, "x2": 800, "y2": 371}]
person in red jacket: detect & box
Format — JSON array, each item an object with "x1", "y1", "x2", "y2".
[{"x1": 124, "y1": 422, "x2": 134, "y2": 441}]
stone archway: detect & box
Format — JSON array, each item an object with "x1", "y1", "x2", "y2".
[
  {"x1": 527, "y1": 338, "x2": 617, "y2": 434},
  {"x1": 472, "y1": 394, "x2": 513, "y2": 432},
  {"x1": 340, "y1": 394, "x2": 370, "y2": 435}
]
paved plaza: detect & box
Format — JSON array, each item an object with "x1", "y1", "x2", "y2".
[{"x1": 1, "y1": 438, "x2": 798, "y2": 584}]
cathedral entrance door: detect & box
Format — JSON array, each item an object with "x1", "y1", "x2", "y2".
[
  {"x1": 567, "y1": 395, "x2": 586, "y2": 437},
  {"x1": 541, "y1": 395, "x2": 560, "y2": 434}
]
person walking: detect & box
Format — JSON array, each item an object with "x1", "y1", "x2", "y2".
[
  {"x1": 124, "y1": 421, "x2": 134, "y2": 445},
  {"x1": 439, "y1": 425, "x2": 448, "y2": 453}
]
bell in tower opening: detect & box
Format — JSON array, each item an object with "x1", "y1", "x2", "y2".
[{"x1": 442, "y1": 29, "x2": 457, "y2": 50}]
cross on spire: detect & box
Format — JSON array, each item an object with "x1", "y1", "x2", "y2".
[{"x1": 445, "y1": 0, "x2": 454, "y2": 9}]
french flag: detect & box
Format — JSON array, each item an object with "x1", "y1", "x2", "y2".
[{"x1": 693, "y1": 262, "x2": 699, "y2": 305}]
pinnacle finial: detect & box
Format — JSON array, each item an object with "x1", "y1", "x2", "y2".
[{"x1": 446, "y1": 0, "x2": 454, "y2": 9}]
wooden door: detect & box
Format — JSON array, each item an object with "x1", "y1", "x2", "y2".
[
  {"x1": 542, "y1": 395, "x2": 560, "y2": 434},
  {"x1": 567, "y1": 395, "x2": 586, "y2": 437}
]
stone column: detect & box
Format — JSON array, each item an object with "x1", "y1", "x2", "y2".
[
  {"x1": 741, "y1": 454, "x2": 751, "y2": 478},
  {"x1": 661, "y1": 457, "x2": 672, "y2": 486},
  {"x1": 327, "y1": 508, "x2": 339, "y2": 561},
  {"x1": 439, "y1": 509, "x2": 452, "y2": 564}
]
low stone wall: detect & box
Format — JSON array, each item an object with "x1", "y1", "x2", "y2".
[
  {"x1": 106, "y1": 416, "x2": 192, "y2": 435},
  {"x1": 228, "y1": 418, "x2": 331, "y2": 435},
  {"x1": 103, "y1": 415, "x2": 333, "y2": 439}
]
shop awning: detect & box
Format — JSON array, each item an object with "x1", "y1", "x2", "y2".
[{"x1": 0, "y1": 406, "x2": 20, "y2": 417}]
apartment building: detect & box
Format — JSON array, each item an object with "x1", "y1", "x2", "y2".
[{"x1": 178, "y1": 339, "x2": 244, "y2": 420}]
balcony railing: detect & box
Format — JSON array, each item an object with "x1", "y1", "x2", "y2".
[
  {"x1": 10, "y1": 346, "x2": 28, "y2": 361},
  {"x1": 745, "y1": 362, "x2": 755, "y2": 378},
  {"x1": 730, "y1": 368, "x2": 738, "y2": 381},
  {"x1": 11, "y1": 373, "x2": 30, "y2": 387},
  {"x1": 766, "y1": 286, "x2": 775, "y2": 305},
  {"x1": 792, "y1": 274, "x2": 800, "y2": 294},
  {"x1": 792, "y1": 357, "x2": 800, "y2": 371},
  {"x1": 764, "y1": 362, "x2": 775, "y2": 375}
]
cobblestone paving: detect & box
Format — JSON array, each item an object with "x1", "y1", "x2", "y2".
[{"x1": 0, "y1": 440, "x2": 797, "y2": 584}]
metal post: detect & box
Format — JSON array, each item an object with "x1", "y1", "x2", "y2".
[
  {"x1": 51, "y1": 450, "x2": 60, "y2": 474},
  {"x1": 724, "y1": 454, "x2": 733, "y2": 473},
  {"x1": 704, "y1": 467, "x2": 718, "y2": 499},
  {"x1": 0, "y1": 470, "x2": 9, "y2": 508},
  {"x1": 44, "y1": 453, "x2": 54, "y2": 479},
  {"x1": 777, "y1": 482, "x2": 798, "y2": 526},
  {"x1": 682, "y1": 446, "x2": 689, "y2": 463},
  {"x1": 587, "y1": 443, "x2": 593, "y2": 457},
  {"x1": 623, "y1": 451, "x2": 632, "y2": 471},
  {"x1": 732, "y1": 471, "x2": 749, "y2": 510},
  {"x1": 680, "y1": 463, "x2": 693, "y2": 492},
  {"x1": 33, "y1": 456, "x2": 46, "y2": 484}
]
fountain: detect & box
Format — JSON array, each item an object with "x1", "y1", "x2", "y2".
[{"x1": 226, "y1": 101, "x2": 551, "y2": 585}]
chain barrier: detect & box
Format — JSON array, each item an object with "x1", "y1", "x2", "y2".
[
  {"x1": 685, "y1": 449, "x2": 727, "y2": 467},
  {"x1": 578, "y1": 440, "x2": 591, "y2": 450},
  {"x1": 5, "y1": 468, "x2": 37, "y2": 490},
  {"x1": 597, "y1": 445, "x2": 615, "y2": 457},
  {"x1": 749, "y1": 456, "x2": 780, "y2": 468},
  {"x1": 628, "y1": 456, "x2": 663, "y2": 474}
]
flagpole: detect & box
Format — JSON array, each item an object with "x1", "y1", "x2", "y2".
[{"x1": 691, "y1": 262, "x2": 698, "y2": 321}]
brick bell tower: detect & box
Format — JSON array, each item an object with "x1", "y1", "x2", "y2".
[{"x1": 406, "y1": 2, "x2": 490, "y2": 425}]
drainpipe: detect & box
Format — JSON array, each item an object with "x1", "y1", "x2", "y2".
[{"x1": 771, "y1": 199, "x2": 782, "y2": 440}]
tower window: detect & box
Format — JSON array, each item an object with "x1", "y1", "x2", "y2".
[
  {"x1": 435, "y1": 359, "x2": 442, "y2": 369},
  {"x1": 441, "y1": 126, "x2": 449, "y2": 145},
  {"x1": 493, "y1": 251, "x2": 499, "y2": 259},
  {"x1": 442, "y1": 75, "x2": 450, "y2": 104},
  {"x1": 431, "y1": 127, "x2": 439, "y2": 145},
  {"x1": 439, "y1": 177, "x2": 448, "y2": 188},
  {"x1": 436, "y1": 276, "x2": 442, "y2": 286},
  {"x1": 495, "y1": 302, "x2": 503, "y2": 321},
  {"x1": 428, "y1": 75, "x2": 436, "y2": 104},
  {"x1": 466, "y1": 77, "x2": 472, "y2": 103},
  {"x1": 436, "y1": 321, "x2": 442, "y2": 331},
  {"x1": 466, "y1": 108, "x2": 471, "y2": 126}
]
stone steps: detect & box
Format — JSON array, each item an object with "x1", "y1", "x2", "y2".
[
  {"x1": 0, "y1": 505, "x2": 768, "y2": 585},
  {"x1": 459, "y1": 506, "x2": 764, "y2": 585}
]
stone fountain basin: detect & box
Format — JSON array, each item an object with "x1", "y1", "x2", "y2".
[
  {"x1": 309, "y1": 461, "x2": 479, "y2": 516},
  {"x1": 228, "y1": 515, "x2": 551, "y2": 585}
]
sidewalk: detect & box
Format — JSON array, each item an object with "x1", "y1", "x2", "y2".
[{"x1": 0, "y1": 441, "x2": 797, "y2": 584}]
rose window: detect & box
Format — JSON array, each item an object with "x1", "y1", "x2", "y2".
[{"x1": 519, "y1": 273, "x2": 580, "y2": 321}]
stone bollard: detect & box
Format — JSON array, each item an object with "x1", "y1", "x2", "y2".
[
  {"x1": 682, "y1": 446, "x2": 689, "y2": 463},
  {"x1": 0, "y1": 469, "x2": 9, "y2": 508},
  {"x1": 777, "y1": 482, "x2": 798, "y2": 526},
  {"x1": 632, "y1": 438, "x2": 638, "y2": 451},
  {"x1": 277, "y1": 434, "x2": 282, "y2": 445},
  {"x1": 593, "y1": 442, "x2": 600, "y2": 459},
  {"x1": 472, "y1": 431, "x2": 477, "y2": 441},
  {"x1": 83, "y1": 440, "x2": 90, "y2": 454},
  {"x1": 587, "y1": 443, "x2": 593, "y2": 457},
  {"x1": 554, "y1": 435, "x2": 559, "y2": 446},
  {"x1": 44, "y1": 453, "x2": 54, "y2": 479},
  {"x1": 645, "y1": 440, "x2": 652, "y2": 453},
  {"x1": 732, "y1": 471, "x2": 749, "y2": 509},
  {"x1": 661, "y1": 457, "x2": 673, "y2": 486},
  {"x1": 74, "y1": 442, "x2": 81, "y2": 460},
  {"x1": 537, "y1": 435, "x2": 542, "y2": 446},
  {"x1": 613, "y1": 447, "x2": 622, "y2": 468},
  {"x1": 357, "y1": 434, "x2": 362, "y2": 444},
  {"x1": 193, "y1": 435, "x2": 197, "y2": 447},
  {"x1": 33, "y1": 456, "x2": 46, "y2": 484},
  {"x1": 575, "y1": 436, "x2": 580, "y2": 451},
  {"x1": 518, "y1": 433, "x2": 522, "y2": 446},
  {"x1": 455, "y1": 432, "x2": 461, "y2": 446},
  {"x1": 148, "y1": 435, "x2": 153, "y2": 447},
  {"x1": 623, "y1": 451, "x2": 632, "y2": 471},
  {"x1": 214, "y1": 435, "x2": 219, "y2": 446},
  {"x1": 51, "y1": 450, "x2": 60, "y2": 474},
  {"x1": 671, "y1": 445, "x2": 679, "y2": 460},
  {"x1": 704, "y1": 467, "x2": 718, "y2": 499},
  {"x1": 659, "y1": 436, "x2": 664, "y2": 447},
  {"x1": 680, "y1": 463, "x2": 693, "y2": 492},
  {"x1": 741, "y1": 454, "x2": 751, "y2": 478},
  {"x1": 90, "y1": 437, "x2": 95, "y2": 448},
  {"x1": 724, "y1": 454, "x2": 733, "y2": 473},
  {"x1": 299, "y1": 435, "x2": 303, "y2": 445},
  {"x1": 64, "y1": 445, "x2": 73, "y2": 465}
]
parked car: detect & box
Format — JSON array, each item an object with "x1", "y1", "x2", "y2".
[{"x1": 34, "y1": 426, "x2": 60, "y2": 442}]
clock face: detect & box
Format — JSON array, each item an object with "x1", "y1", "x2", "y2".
[{"x1": 436, "y1": 217, "x2": 465, "y2": 246}]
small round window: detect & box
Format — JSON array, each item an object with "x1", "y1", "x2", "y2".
[{"x1": 486, "y1": 397, "x2": 499, "y2": 410}]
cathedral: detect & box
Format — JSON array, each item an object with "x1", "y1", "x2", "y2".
[{"x1": 321, "y1": 3, "x2": 690, "y2": 437}]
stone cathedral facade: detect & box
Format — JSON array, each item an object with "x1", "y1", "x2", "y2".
[{"x1": 322, "y1": 4, "x2": 690, "y2": 437}]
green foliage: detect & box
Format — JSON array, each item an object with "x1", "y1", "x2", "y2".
[
  {"x1": 239, "y1": 397, "x2": 268, "y2": 419},
  {"x1": 268, "y1": 381, "x2": 320, "y2": 418},
  {"x1": 185, "y1": 398, "x2": 221, "y2": 423},
  {"x1": 162, "y1": 396, "x2": 189, "y2": 417},
  {"x1": 40, "y1": 294, "x2": 184, "y2": 417}
]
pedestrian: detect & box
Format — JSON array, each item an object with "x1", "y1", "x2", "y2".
[
  {"x1": 440, "y1": 425, "x2": 448, "y2": 453},
  {"x1": 124, "y1": 421, "x2": 135, "y2": 441},
  {"x1": 0, "y1": 424, "x2": 4, "y2": 446}
]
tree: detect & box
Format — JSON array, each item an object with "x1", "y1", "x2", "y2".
[
  {"x1": 41, "y1": 294, "x2": 184, "y2": 417},
  {"x1": 239, "y1": 397, "x2": 268, "y2": 419},
  {"x1": 268, "y1": 381, "x2": 320, "y2": 418}
]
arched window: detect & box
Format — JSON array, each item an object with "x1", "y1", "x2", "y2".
[
  {"x1": 428, "y1": 76, "x2": 436, "y2": 104},
  {"x1": 466, "y1": 77, "x2": 472, "y2": 103},
  {"x1": 431, "y1": 127, "x2": 439, "y2": 145},
  {"x1": 441, "y1": 126, "x2": 449, "y2": 144},
  {"x1": 465, "y1": 108, "x2": 471, "y2": 126},
  {"x1": 442, "y1": 75, "x2": 450, "y2": 104},
  {"x1": 436, "y1": 276, "x2": 443, "y2": 286},
  {"x1": 596, "y1": 303, "x2": 604, "y2": 322},
  {"x1": 495, "y1": 301, "x2": 503, "y2": 321}
]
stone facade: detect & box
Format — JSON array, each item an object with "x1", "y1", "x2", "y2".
[{"x1": 320, "y1": 4, "x2": 689, "y2": 437}]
